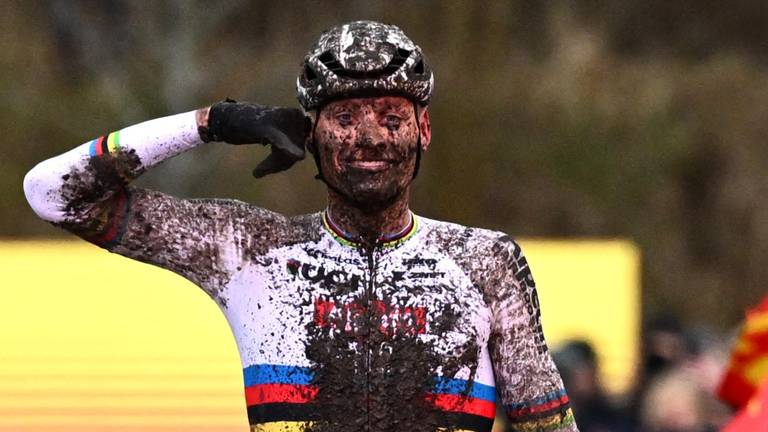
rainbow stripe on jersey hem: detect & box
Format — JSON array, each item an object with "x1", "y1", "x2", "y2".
[
  {"x1": 243, "y1": 364, "x2": 496, "y2": 430},
  {"x1": 321, "y1": 210, "x2": 420, "y2": 249},
  {"x1": 505, "y1": 388, "x2": 575, "y2": 432}
]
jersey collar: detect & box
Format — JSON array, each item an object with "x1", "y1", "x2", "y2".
[{"x1": 321, "y1": 210, "x2": 420, "y2": 249}]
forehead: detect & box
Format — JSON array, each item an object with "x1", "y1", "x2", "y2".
[{"x1": 322, "y1": 96, "x2": 414, "y2": 112}]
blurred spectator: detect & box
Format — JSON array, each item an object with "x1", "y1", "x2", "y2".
[
  {"x1": 553, "y1": 340, "x2": 635, "y2": 431},
  {"x1": 640, "y1": 361, "x2": 729, "y2": 432},
  {"x1": 628, "y1": 315, "x2": 692, "y2": 425},
  {"x1": 643, "y1": 316, "x2": 689, "y2": 380},
  {"x1": 634, "y1": 317, "x2": 731, "y2": 432},
  {"x1": 551, "y1": 322, "x2": 733, "y2": 432},
  {"x1": 641, "y1": 367, "x2": 708, "y2": 432}
]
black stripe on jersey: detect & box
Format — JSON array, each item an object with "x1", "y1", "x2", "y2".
[
  {"x1": 248, "y1": 404, "x2": 493, "y2": 431},
  {"x1": 247, "y1": 403, "x2": 319, "y2": 424},
  {"x1": 507, "y1": 403, "x2": 572, "y2": 422},
  {"x1": 436, "y1": 412, "x2": 495, "y2": 432},
  {"x1": 99, "y1": 136, "x2": 109, "y2": 155}
]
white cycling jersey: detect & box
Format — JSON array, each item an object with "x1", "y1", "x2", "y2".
[{"x1": 23, "y1": 111, "x2": 578, "y2": 432}]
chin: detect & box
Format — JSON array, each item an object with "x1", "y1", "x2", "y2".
[
  {"x1": 345, "y1": 181, "x2": 403, "y2": 211},
  {"x1": 348, "y1": 189, "x2": 399, "y2": 210}
]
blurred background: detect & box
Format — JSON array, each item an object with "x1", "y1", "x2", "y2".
[{"x1": 3, "y1": 0, "x2": 768, "y2": 431}]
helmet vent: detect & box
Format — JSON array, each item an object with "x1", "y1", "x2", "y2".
[
  {"x1": 381, "y1": 48, "x2": 411, "y2": 75},
  {"x1": 413, "y1": 59, "x2": 425, "y2": 75},
  {"x1": 303, "y1": 64, "x2": 317, "y2": 81},
  {"x1": 318, "y1": 49, "x2": 412, "y2": 80},
  {"x1": 318, "y1": 51, "x2": 344, "y2": 74}
]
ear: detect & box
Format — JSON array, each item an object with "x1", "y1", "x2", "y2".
[
  {"x1": 417, "y1": 106, "x2": 431, "y2": 151},
  {"x1": 305, "y1": 110, "x2": 318, "y2": 154}
]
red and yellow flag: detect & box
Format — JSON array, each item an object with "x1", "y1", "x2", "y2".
[
  {"x1": 722, "y1": 378, "x2": 768, "y2": 432},
  {"x1": 718, "y1": 296, "x2": 768, "y2": 409}
]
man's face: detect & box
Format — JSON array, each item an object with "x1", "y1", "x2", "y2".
[{"x1": 313, "y1": 96, "x2": 430, "y2": 209}]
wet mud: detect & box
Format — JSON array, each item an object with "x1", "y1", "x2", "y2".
[
  {"x1": 430, "y1": 226, "x2": 568, "y2": 418},
  {"x1": 49, "y1": 140, "x2": 568, "y2": 430},
  {"x1": 57, "y1": 149, "x2": 142, "y2": 237},
  {"x1": 296, "y1": 240, "x2": 483, "y2": 432}
]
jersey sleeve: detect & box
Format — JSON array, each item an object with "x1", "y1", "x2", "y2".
[
  {"x1": 487, "y1": 236, "x2": 578, "y2": 431},
  {"x1": 103, "y1": 189, "x2": 285, "y2": 302},
  {"x1": 22, "y1": 110, "x2": 282, "y2": 303}
]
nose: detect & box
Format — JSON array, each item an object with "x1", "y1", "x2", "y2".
[{"x1": 356, "y1": 116, "x2": 386, "y2": 148}]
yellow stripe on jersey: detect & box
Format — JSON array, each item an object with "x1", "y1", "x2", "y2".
[{"x1": 251, "y1": 421, "x2": 313, "y2": 432}]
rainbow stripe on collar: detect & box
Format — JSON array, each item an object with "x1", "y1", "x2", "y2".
[{"x1": 322, "y1": 210, "x2": 420, "y2": 249}]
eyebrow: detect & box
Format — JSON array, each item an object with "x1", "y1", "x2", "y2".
[
  {"x1": 327, "y1": 99, "x2": 412, "y2": 114},
  {"x1": 329, "y1": 102, "x2": 362, "y2": 112}
]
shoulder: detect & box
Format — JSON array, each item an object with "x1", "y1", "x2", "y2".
[
  {"x1": 184, "y1": 196, "x2": 287, "y2": 222},
  {"x1": 417, "y1": 216, "x2": 531, "y2": 308},
  {"x1": 417, "y1": 215, "x2": 522, "y2": 264},
  {"x1": 184, "y1": 198, "x2": 324, "y2": 248},
  {"x1": 169, "y1": 194, "x2": 320, "y2": 231},
  {"x1": 128, "y1": 188, "x2": 323, "y2": 247}
]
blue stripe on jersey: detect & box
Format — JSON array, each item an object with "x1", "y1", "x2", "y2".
[
  {"x1": 432, "y1": 377, "x2": 496, "y2": 402},
  {"x1": 243, "y1": 364, "x2": 496, "y2": 403},
  {"x1": 243, "y1": 364, "x2": 314, "y2": 387}
]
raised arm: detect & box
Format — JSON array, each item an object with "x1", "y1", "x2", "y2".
[
  {"x1": 23, "y1": 102, "x2": 307, "y2": 302},
  {"x1": 488, "y1": 237, "x2": 579, "y2": 432},
  {"x1": 24, "y1": 110, "x2": 202, "y2": 228}
]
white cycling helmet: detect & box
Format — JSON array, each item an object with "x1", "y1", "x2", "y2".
[{"x1": 297, "y1": 20, "x2": 434, "y2": 110}]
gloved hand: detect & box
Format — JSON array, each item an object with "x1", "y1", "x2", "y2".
[{"x1": 205, "y1": 99, "x2": 310, "y2": 178}]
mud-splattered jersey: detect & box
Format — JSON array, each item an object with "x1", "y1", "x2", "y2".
[{"x1": 23, "y1": 111, "x2": 578, "y2": 432}]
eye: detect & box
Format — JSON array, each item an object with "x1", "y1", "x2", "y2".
[
  {"x1": 335, "y1": 112, "x2": 353, "y2": 126},
  {"x1": 383, "y1": 114, "x2": 401, "y2": 130}
]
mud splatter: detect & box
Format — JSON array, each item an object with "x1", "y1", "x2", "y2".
[
  {"x1": 49, "y1": 145, "x2": 569, "y2": 429},
  {"x1": 57, "y1": 150, "x2": 142, "y2": 237},
  {"x1": 313, "y1": 96, "x2": 423, "y2": 246},
  {"x1": 56, "y1": 149, "x2": 322, "y2": 306},
  {"x1": 294, "y1": 241, "x2": 483, "y2": 432},
  {"x1": 305, "y1": 301, "x2": 442, "y2": 430},
  {"x1": 424, "y1": 223, "x2": 573, "y2": 427},
  {"x1": 297, "y1": 21, "x2": 433, "y2": 110}
]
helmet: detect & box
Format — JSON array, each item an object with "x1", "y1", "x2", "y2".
[{"x1": 297, "y1": 20, "x2": 433, "y2": 111}]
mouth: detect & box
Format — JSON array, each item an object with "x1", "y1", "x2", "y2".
[{"x1": 345, "y1": 159, "x2": 394, "y2": 172}]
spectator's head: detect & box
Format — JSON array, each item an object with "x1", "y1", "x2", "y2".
[
  {"x1": 643, "y1": 315, "x2": 689, "y2": 379},
  {"x1": 641, "y1": 368, "x2": 706, "y2": 432},
  {"x1": 553, "y1": 340, "x2": 600, "y2": 401}
]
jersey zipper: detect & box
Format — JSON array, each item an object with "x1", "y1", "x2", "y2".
[{"x1": 360, "y1": 239, "x2": 381, "y2": 432}]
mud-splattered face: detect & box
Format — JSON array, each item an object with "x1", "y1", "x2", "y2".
[{"x1": 313, "y1": 96, "x2": 430, "y2": 209}]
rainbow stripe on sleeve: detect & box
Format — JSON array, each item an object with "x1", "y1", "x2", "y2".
[
  {"x1": 80, "y1": 130, "x2": 131, "y2": 249},
  {"x1": 505, "y1": 389, "x2": 576, "y2": 432},
  {"x1": 88, "y1": 130, "x2": 122, "y2": 157}
]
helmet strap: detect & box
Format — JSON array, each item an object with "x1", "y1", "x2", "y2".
[{"x1": 411, "y1": 102, "x2": 423, "y2": 181}]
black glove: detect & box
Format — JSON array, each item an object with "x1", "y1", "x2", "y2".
[{"x1": 206, "y1": 99, "x2": 310, "y2": 178}]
